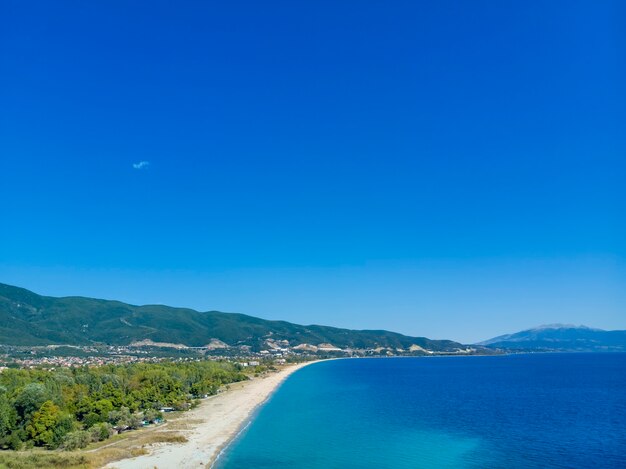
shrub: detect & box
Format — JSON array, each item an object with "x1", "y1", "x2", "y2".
[
  {"x1": 60, "y1": 430, "x2": 90, "y2": 451},
  {"x1": 89, "y1": 422, "x2": 113, "y2": 442},
  {"x1": 107, "y1": 407, "x2": 141, "y2": 430},
  {"x1": 83, "y1": 411, "x2": 102, "y2": 428},
  {"x1": 7, "y1": 431, "x2": 24, "y2": 450},
  {"x1": 142, "y1": 408, "x2": 160, "y2": 423},
  {"x1": 51, "y1": 414, "x2": 76, "y2": 449}
]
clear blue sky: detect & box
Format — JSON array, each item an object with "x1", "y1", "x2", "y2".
[{"x1": 1, "y1": 1, "x2": 624, "y2": 343}]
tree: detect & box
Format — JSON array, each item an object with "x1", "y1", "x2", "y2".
[
  {"x1": 0, "y1": 393, "x2": 17, "y2": 441},
  {"x1": 26, "y1": 401, "x2": 61, "y2": 447},
  {"x1": 107, "y1": 407, "x2": 141, "y2": 430},
  {"x1": 0, "y1": 358, "x2": 248, "y2": 449},
  {"x1": 14, "y1": 383, "x2": 48, "y2": 421},
  {"x1": 94, "y1": 398, "x2": 114, "y2": 418},
  {"x1": 83, "y1": 412, "x2": 102, "y2": 428},
  {"x1": 52, "y1": 414, "x2": 76, "y2": 448}
]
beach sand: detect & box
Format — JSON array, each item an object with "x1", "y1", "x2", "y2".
[{"x1": 106, "y1": 361, "x2": 316, "y2": 469}]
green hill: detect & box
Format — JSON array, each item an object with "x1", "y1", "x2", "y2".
[{"x1": 0, "y1": 282, "x2": 464, "y2": 352}]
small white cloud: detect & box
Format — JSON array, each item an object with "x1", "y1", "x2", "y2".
[{"x1": 132, "y1": 161, "x2": 150, "y2": 170}]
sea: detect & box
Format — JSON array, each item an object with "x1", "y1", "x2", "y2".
[{"x1": 215, "y1": 353, "x2": 626, "y2": 468}]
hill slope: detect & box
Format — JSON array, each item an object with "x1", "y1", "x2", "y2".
[
  {"x1": 479, "y1": 324, "x2": 626, "y2": 352},
  {"x1": 0, "y1": 282, "x2": 464, "y2": 352}
]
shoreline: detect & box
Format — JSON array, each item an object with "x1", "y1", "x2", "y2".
[{"x1": 105, "y1": 360, "x2": 319, "y2": 469}]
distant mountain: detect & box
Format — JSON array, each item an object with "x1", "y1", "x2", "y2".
[
  {"x1": 0, "y1": 282, "x2": 466, "y2": 353},
  {"x1": 479, "y1": 324, "x2": 626, "y2": 352}
]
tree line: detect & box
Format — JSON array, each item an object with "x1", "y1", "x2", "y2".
[{"x1": 0, "y1": 360, "x2": 249, "y2": 450}]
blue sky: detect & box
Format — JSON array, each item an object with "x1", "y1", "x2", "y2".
[{"x1": 1, "y1": 1, "x2": 624, "y2": 343}]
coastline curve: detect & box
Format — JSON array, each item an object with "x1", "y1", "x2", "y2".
[{"x1": 106, "y1": 360, "x2": 321, "y2": 469}]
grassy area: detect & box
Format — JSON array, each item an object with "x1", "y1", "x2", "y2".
[
  {"x1": 85, "y1": 427, "x2": 186, "y2": 468},
  {"x1": 0, "y1": 451, "x2": 90, "y2": 469},
  {"x1": 0, "y1": 431, "x2": 187, "y2": 469},
  {"x1": 87, "y1": 430, "x2": 186, "y2": 468}
]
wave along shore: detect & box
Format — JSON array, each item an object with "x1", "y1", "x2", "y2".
[{"x1": 107, "y1": 361, "x2": 318, "y2": 469}]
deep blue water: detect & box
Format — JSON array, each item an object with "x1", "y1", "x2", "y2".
[{"x1": 216, "y1": 354, "x2": 626, "y2": 468}]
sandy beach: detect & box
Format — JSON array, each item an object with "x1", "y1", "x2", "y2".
[{"x1": 106, "y1": 361, "x2": 317, "y2": 469}]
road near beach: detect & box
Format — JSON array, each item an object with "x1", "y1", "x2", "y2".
[{"x1": 107, "y1": 361, "x2": 316, "y2": 469}]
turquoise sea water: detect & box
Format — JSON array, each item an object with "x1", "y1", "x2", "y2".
[{"x1": 216, "y1": 354, "x2": 626, "y2": 468}]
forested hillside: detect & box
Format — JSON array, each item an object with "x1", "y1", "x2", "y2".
[{"x1": 0, "y1": 283, "x2": 464, "y2": 352}]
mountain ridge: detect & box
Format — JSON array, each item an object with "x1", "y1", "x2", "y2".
[{"x1": 0, "y1": 282, "x2": 465, "y2": 353}]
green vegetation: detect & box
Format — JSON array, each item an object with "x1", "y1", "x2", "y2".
[
  {"x1": 0, "y1": 361, "x2": 246, "y2": 451},
  {"x1": 0, "y1": 451, "x2": 90, "y2": 469},
  {"x1": 0, "y1": 283, "x2": 463, "y2": 351}
]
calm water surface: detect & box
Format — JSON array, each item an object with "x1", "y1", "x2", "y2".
[{"x1": 216, "y1": 354, "x2": 626, "y2": 468}]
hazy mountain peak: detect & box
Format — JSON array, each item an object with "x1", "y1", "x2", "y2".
[
  {"x1": 479, "y1": 323, "x2": 625, "y2": 351},
  {"x1": 529, "y1": 324, "x2": 597, "y2": 331}
]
